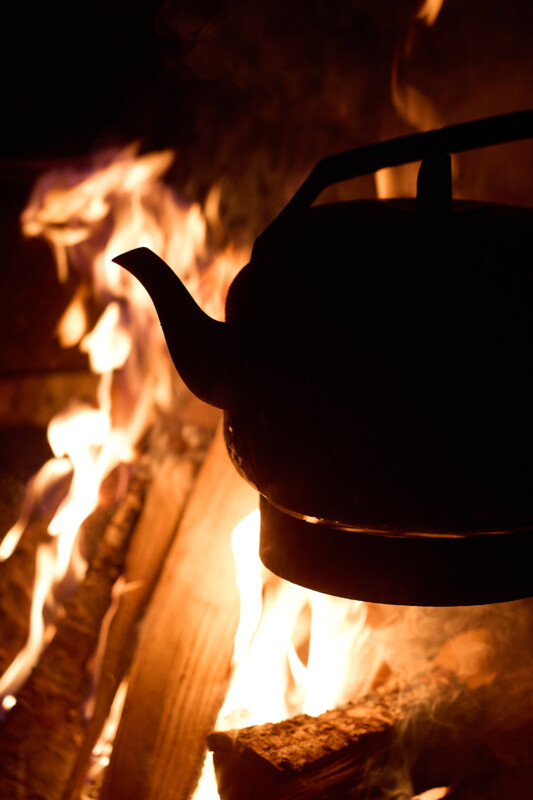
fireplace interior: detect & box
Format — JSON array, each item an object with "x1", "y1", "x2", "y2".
[{"x1": 1, "y1": 1, "x2": 533, "y2": 799}]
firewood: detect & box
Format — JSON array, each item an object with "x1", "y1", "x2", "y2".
[
  {"x1": 208, "y1": 664, "x2": 533, "y2": 800},
  {"x1": 62, "y1": 450, "x2": 199, "y2": 800},
  {"x1": 0, "y1": 461, "x2": 151, "y2": 800},
  {"x1": 100, "y1": 424, "x2": 258, "y2": 800},
  {"x1": 0, "y1": 467, "x2": 72, "y2": 676},
  {"x1": 0, "y1": 515, "x2": 46, "y2": 677}
]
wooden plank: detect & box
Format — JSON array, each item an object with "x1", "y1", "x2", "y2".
[{"x1": 100, "y1": 424, "x2": 258, "y2": 800}]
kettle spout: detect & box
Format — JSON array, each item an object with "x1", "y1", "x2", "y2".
[{"x1": 113, "y1": 247, "x2": 233, "y2": 409}]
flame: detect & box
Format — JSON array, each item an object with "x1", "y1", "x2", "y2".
[
  {"x1": 376, "y1": 0, "x2": 448, "y2": 201},
  {"x1": 0, "y1": 144, "x2": 245, "y2": 717},
  {"x1": 415, "y1": 790, "x2": 449, "y2": 800},
  {"x1": 193, "y1": 507, "x2": 519, "y2": 799},
  {"x1": 216, "y1": 513, "x2": 385, "y2": 730},
  {"x1": 84, "y1": 577, "x2": 143, "y2": 721},
  {"x1": 87, "y1": 679, "x2": 130, "y2": 779},
  {"x1": 0, "y1": 457, "x2": 72, "y2": 561},
  {"x1": 193, "y1": 511, "x2": 387, "y2": 799},
  {"x1": 56, "y1": 287, "x2": 89, "y2": 347},
  {"x1": 2, "y1": 126, "x2": 510, "y2": 800},
  {"x1": 416, "y1": 0, "x2": 445, "y2": 27},
  {"x1": 0, "y1": 544, "x2": 57, "y2": 705}
]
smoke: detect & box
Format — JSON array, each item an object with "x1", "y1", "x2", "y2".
[
  {"x1": 365, "y1": 599, "x2": 533, "y2": 684},
  {"x1": 354, "y1": 599, "x2": 533, "y2": 797}
]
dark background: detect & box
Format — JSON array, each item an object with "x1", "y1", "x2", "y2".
[{"x1": 2, "y1": 1, "x2": 533, "y2": 219}]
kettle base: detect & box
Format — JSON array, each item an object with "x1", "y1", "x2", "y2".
[{"x1": 259, "y1": 496, "x2": 533, "y2": 606}]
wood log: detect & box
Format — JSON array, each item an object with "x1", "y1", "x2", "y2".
[
  {"x1": 0, "y1": 461, "x2": 150, "y2": 800},
  {"x1": 0, "y1": 467, "x2": 72, "y2": 676},
  {"x1": 62, "y1": 450, "x2": 199, "y2": 800},
  {"x1": 208, "y1": 664, "x2": 533, "y2": 800},
  {"x1": 100, "y1": 424, "x2": 258, "y2": 800},
  {"x1": 0, "y1": 514, "x2": 46, "y2": 678}
]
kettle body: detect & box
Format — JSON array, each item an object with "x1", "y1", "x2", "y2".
[{"x1": 223, "y1": 198, "x2": 533, "y2": 535}]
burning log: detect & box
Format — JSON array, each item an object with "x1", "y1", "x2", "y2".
[
  {"x1": 63, "y1": 449, "x2": 199, "y2": 800},
  {"x1": 0, "y1": 513, "x2": 43, "y2": 676},
  {"x1": 0, "y1": 468, "x2": 72, "y2": 676},
  {"x1": 100, "y1": 424, "x2": 258, "y2": 800},
  {"x1": 0, "y1": 461, "x2": 151, "y2": 800},
  {"x1": 208, "y1": 661, "x2": 533, "y2": 800},
  {"x1": 0, "y1": 434, "x2": 206, "y2": 800}
]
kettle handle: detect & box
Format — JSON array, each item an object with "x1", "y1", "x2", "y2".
[{"x1": 253, "y1": 109, "x2": 533, "y2": 258}]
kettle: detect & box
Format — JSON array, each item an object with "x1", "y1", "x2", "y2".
[{"x1": 115, "y1": 110, "x2": 533, "y2": 605}]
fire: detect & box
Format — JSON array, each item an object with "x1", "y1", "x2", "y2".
[
  {"x1": 217, "y1": 511, "x2": 380, "y2": 730},
  {"x1": 192, "y1": 511, "x2": 388, "y2": 800},
  {"x1": 0, "y1": 145, "x2": 244, "y2": 720},
  {"x1": 416, "y1": 0, "x2": 445, "y2": 27},
  {"x1": 2, "y1": 117, "x2": 526, "y2": 800},
  {"x1": 0, "y1": 544, "x2": 57, "y2": 707},
  {"x1": 193, "y1": 510, "x2": 523, "y2": 800},
  {"x1": 0, "y1": 457, "x2": 72, "y2": 561},
  {"x1": 377, "y1": 0, "x2": 449, "y2": 202}
]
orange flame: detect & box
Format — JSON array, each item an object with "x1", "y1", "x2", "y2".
[
  {"x1": 192, "y1": 511, "x2": 388, "y2": 799},
  {"x1": 2, "y1": 133, "x2": 493, "y2": 800},
  {"x1": 416, "y1": 0, "x2": 445, "y2": 27},
  {"x1": 0, "y1": 544, "x2": 57, "y2": 706},
  {"x1": 0, "y1": 144, "x2": 245, "y2": 714},
  {"x1": 378, "y1": 0, "x2": 448, "y2": 201},
  {"x1": 216, "y1": 513, "x2": 383, "y2": 731}
]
